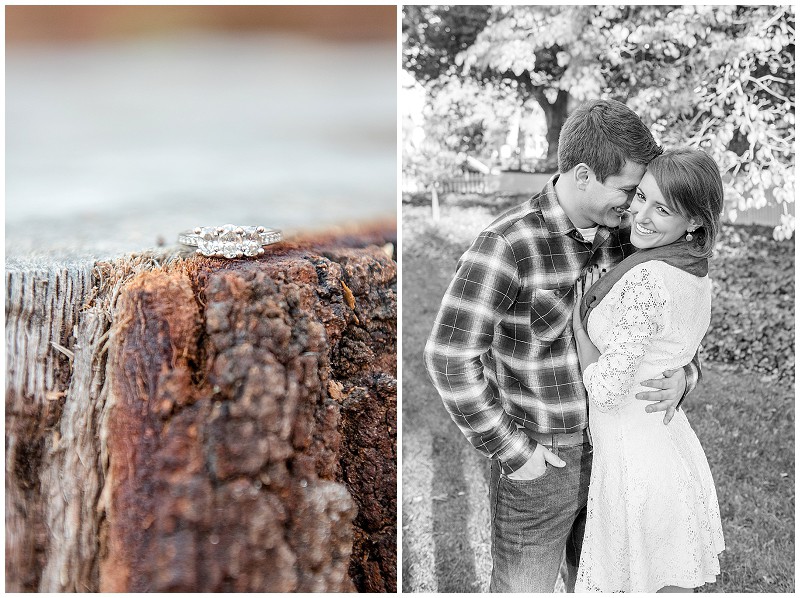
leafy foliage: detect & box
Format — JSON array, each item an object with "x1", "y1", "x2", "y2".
[
  {"x1": 402, "y1": 74, "x2": 519, "y2": 188},
  {"x1": 402, "y1": 5, "x2": 491, "y2": 84},
  {"x1": 705, "y1": 225, "x2": 794, "y2": 380},
  {"x1": 607, "y1": 6, "x2": 796, "y2": 241},
  {"x1": 404, "y1": 5, "x2": 795, "y2": 238}
]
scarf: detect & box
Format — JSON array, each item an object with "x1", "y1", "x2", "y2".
[{"x1": 579, "y1": 240, "x2": 708, "y2": 330}]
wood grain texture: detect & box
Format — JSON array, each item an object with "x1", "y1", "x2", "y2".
[{"x1": 5, "y1": 229, "x2": 396, "y2": 592}]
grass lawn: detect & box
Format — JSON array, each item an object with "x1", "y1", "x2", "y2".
[{"x1": 401, "y1": 198, "x2": 794, "y2": 593}]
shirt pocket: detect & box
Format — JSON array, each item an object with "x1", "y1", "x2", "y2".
[{"x1": 530, "y1": 286, "x2": 572, "y2": 342}]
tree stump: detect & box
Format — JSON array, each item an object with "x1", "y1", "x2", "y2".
[{"x1": 5, "y1": 228, "x2": 397, "y2": 592}]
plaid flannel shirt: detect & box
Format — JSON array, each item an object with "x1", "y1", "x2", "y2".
[{"x1": 423, "y1": 176, "x2": 700, "y2": 474}]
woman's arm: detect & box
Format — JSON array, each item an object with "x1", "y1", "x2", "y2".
[{"x1": 572, "y1": 265, "x2": 667, "y2": 412}]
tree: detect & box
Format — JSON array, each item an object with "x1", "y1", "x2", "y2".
[
  {"x1": 601, "y1": 5, "x2": 795, "y2": 240},
  {"x1": 402, "y1": 5, "x2": 491, "y2": 84},
  {"x1": 402, "y1": 6, "x2": 500, "y2": 183},
  {"x1": 403, "y1": 5, "x2": 573, "y2": 172},
  {"x1": 404, "y1": 5, "x2": 795, "y2": 238},
  {"x1": 456, "y1": 6, "x2": 590, "y2": 171}
]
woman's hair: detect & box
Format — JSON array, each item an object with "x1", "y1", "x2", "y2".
[
  {"x1": 646, "y1": 148, "x2": 724, "y2": 258},
  {"x1": 558, "y1": 99, "x2": 663, "y2": 182}
]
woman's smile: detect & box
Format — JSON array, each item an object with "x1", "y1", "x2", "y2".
[
  {"x1": 629, "y1": 172, "x2": 691, "y2": 248},
  {"x1": 634, "y1": 221, "x2": 658, "y2": 236}
]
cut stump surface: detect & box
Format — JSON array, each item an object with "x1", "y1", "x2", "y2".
[{"x1": 5, "y1": 230, "x2": 397, "y2": 592}]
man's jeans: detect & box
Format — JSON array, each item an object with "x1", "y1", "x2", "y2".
[{"x1": 489, "y1": 440, "x2": 593, "y2": 592}]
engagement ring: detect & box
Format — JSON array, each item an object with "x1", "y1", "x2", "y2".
[{"x1": 178, "y1": 225, "x2": 282, "y2": 258}]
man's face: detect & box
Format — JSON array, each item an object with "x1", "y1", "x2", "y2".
[{"x1": 581, "y1": 160, "x2": 647, "y2": 228}]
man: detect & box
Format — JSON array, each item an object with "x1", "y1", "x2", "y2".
[{"x1": 423, "y1": 99, "x2": 700, "y2": 592}]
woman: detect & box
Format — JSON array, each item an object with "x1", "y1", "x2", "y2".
[{"x1": 572, "y1": 148, "x2": 725, "y2": 593}]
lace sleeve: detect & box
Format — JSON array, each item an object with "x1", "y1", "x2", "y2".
[{"x1": 583, "y1": 265, "x2": 668, "y2": 412}]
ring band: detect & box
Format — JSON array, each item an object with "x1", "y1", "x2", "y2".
[{"x1": 178, "y1": 225, "x2": 282, "y2": 258}]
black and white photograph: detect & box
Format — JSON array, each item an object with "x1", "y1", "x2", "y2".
[{"x1": 402, "y1": 5, "x2": 794, "y2": 593}]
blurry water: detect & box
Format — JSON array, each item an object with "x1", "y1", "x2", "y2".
[{"x1": 6, "y1": 33, "x2": 396, "y2": 260}]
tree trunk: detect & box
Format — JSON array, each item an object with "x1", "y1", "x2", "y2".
[
  {"x1": 513, "y1": 104, "x2": 525, "y2": 171},
  {"x1": 5, "y1": 227, "x2": 397, "y2": 592},
  {"x1": 533, "y1": 88, "x2": 570, "y2": 172}
]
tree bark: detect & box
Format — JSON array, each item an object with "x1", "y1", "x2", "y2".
[
  {"x1": 5, "y1": 228, "x2": 396, "y2": 592},
  {"x1": 533, "y1": 87, "x2": 570, "y2": 171}
]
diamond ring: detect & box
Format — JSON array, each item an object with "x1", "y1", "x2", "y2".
[{"x1": 178, "y1": 225, "x2": 283, "y2": 258}]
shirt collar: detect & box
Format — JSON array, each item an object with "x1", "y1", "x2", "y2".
[
  {"x1": 539, "y1": 174, "x2": 579, "y2": 235},
  {"x1": 539, "y1": 174, "x2": 619, "y2": 243}
]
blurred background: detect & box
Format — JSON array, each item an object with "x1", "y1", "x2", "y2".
[{"x1": 6, "y1": 5, "x2": 396, "y2": 260}]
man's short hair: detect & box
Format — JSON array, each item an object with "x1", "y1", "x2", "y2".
[{"x1": 557, "y1": 99, "x2": 662, "y2": 182}]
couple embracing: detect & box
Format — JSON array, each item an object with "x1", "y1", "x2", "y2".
[{"x1": 424, "y1": 99, "x2": 725, "y2": 593}]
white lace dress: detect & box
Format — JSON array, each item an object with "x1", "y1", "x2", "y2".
[{"x1": 575, "y1": 262, "x2": 725, "y2": 593}]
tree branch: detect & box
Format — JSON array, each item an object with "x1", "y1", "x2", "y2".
[{"x1": 746, "y1": 76, "x2": 793, "y2": 103}]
